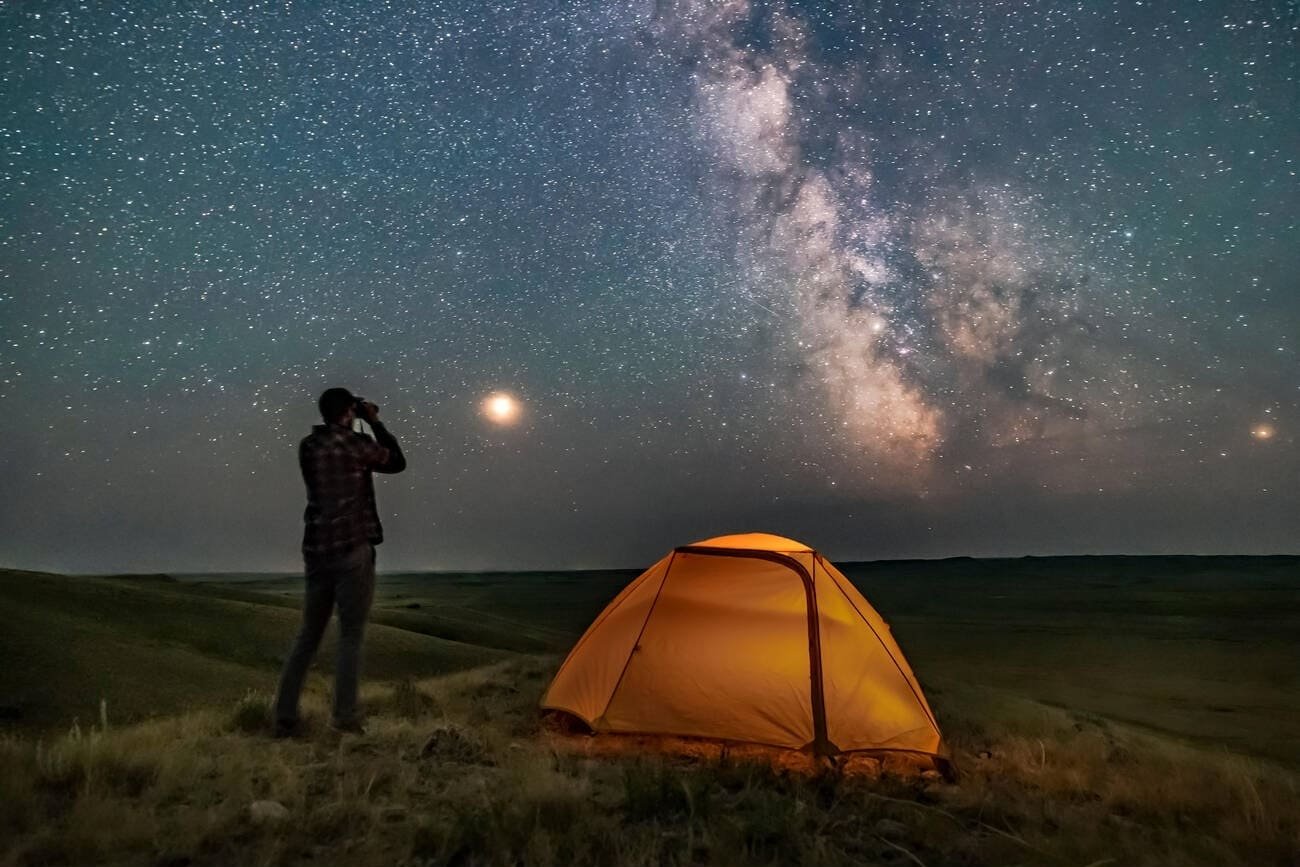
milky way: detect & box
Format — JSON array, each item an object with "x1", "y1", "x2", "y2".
[{"x1": 1, "y1": 1, "x2": 1296, "y2": 571}]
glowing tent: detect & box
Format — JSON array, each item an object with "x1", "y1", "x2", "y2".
[{"x1": 541, "y1": 533, "x2": 944, "y2": 761}]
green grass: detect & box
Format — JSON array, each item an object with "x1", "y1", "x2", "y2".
[
  {"x1": 175, "y1": 569, "x2": 639, "y2": 653},
  {"x1": 841, "y1": 556, "x2": 1300, "y2": 766},
  {"x1": 180, "y1": 555, "x2": 1300, "y2": 767},
  {"x1": 1, "y1": 557, "x2": 1297, "y2": 865},
  {"x1": 0, "y1": 569, "x2": 504, "y2": 730},
  {"x1": 1, "y1": 659, "x2": 1296, "y2": 867}
]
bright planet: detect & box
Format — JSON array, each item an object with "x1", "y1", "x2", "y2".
[{"x1": 482, "y1": 392, "x2": 523, "y2": 426}]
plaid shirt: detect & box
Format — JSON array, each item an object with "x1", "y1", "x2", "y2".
[{"x1": 300, "y1": 421, "x2": 406, "y2": 561}]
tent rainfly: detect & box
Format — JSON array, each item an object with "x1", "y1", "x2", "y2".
[{"x1": 541, "y1": 533, "x2": 946, "y2": 763}]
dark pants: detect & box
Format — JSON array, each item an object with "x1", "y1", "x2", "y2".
[{"x1": 274, "y1": 542, "x2": 376, "y2": 727}]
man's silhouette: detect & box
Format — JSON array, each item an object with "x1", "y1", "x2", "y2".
[{"x1": 273, "y1": 387, "x2": 406, "y2": 736}]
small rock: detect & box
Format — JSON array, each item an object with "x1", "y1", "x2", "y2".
[
  {"x1": 873, "y1": 818, "x2": 908, "y2": 839},
  {"x1": 977, "y1": 750, "x2": 993, "y2": 759},
  {"x1": 249, "y1": 800, "x2": 289, "y2": 823}
]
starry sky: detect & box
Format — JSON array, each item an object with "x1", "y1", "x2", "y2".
[{"x1": 2, "y1": 0, "x2": 1296, "y2": 573}]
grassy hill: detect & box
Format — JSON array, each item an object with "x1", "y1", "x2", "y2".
[
  {"x1": 174, "y1": 555, "x2": 1300, "y2": 767},
  {"x1": 197, "y1": 568, "x2": 640, "y2": 654},
  {"x1": 842, "y1": 555, "x2": 1300, "y2": 767},
  {"x1": 0, "y1": 569, "x2": 506, "y2": 731},
  {"x1": 7, "y1": 556, "x2": 1298, "y2": 767},
  {"x1": 1, "y1": 557, "x2": 1297, "y2": 865},
  {"x1": 1, "y1": 659, "x2": 1296, "y2": 867}
]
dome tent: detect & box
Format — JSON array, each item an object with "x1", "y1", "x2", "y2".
[{"x1": 541, "y1": 533, "x2": 944, "y2": 763}]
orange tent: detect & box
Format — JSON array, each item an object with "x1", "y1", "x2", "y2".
[{"x1": 541, "y1": 533, "x2": 944, "y2": 761}]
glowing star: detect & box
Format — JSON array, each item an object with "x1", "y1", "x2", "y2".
[
  {"x1": 1251, "y1": 423, "x2": 1275, "y2": 441},
  {"x1": 482, "y1": 392, "x2": 522, "y2": 426}
]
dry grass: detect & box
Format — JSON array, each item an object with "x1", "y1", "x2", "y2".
[{"x1": 1, "y1": 659, "x2": 1297, "y2": 867}]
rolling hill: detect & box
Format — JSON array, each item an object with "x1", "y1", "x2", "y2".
[{"x1": 0, "y1": 569, "x2": 506, "y2": 731}]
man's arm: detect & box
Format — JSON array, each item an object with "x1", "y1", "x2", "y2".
[
  {"x1": 367, "y1": 420, "x2": 406, "y2": 474},
  {"x1": 355, "y1": 400, "x2": 406, "y2": 474}
]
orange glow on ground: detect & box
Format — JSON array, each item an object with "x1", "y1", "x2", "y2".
[{"x1": 540, "y1": 726, "x2": 940, "y2": 778}]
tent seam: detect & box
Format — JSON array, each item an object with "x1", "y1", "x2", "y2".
[
  {"x1": 597, "y1": 551, "x2": 675, "y2": 722},
  {"x1": 544, "y1": 561, "x2": 663, "y2": 695},
  {"x1": 817, "y1": 555, "x2": 943, "y2": 736}
]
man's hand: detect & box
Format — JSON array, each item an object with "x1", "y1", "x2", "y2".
[{"x1": 357, "y1": 400, "x2": 380, "y2": 424}]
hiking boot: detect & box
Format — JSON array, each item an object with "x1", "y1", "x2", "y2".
[{"x1": 272, "y1": 719, "x2": 302, "y2": 739}]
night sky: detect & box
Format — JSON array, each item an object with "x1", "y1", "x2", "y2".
[{"x1": 2, "y1": 1, "x2": 1296, "y2": 573}]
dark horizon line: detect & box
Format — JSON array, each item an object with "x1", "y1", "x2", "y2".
[{"x1": 4, "y1": 549, "x2": 1295, "y2": 580}]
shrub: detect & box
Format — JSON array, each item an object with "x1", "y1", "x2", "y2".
[
  {"x1": 31, "y1": 735, "x2": 159, "y2": 803},
  {"x1": 228, "y1": 691, "x2": 271, "y2": 734}
]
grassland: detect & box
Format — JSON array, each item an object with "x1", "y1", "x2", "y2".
[
  {"x1": 845, "y1": 556, "x2": 1300, "y2": 767},
  {"x1": 0, "y1": 570, "x2": 507, "y2": 731},
  {"x1": 1, "y1": 557, "x2": 1297, "y2": 866}
]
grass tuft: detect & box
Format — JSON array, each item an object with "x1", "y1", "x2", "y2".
[
  {"x1": 386, "y1": 678, "x2": 442, "y2": 721},
  {"x1": 227, "y1": 690, "x2": 272, "y2": 734},
  {"x1": 621, "y1": 759, "x2": 710, "y2": 822}
]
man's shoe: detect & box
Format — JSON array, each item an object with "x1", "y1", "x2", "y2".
[
  {"x1": 330, "y1": 718, "x2": 366, "y2": 736},
  {"x1": 272, "y1": 720, "x2": 301, "y2": 739}
]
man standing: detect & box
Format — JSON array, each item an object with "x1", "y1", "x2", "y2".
[{"x1": 273, "y1": 387, "x2": 406, "y2": 736}]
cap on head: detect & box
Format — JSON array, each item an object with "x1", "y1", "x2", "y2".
[{"x1": 318, "y1": 387, "x2": 356, "y2": 423}]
